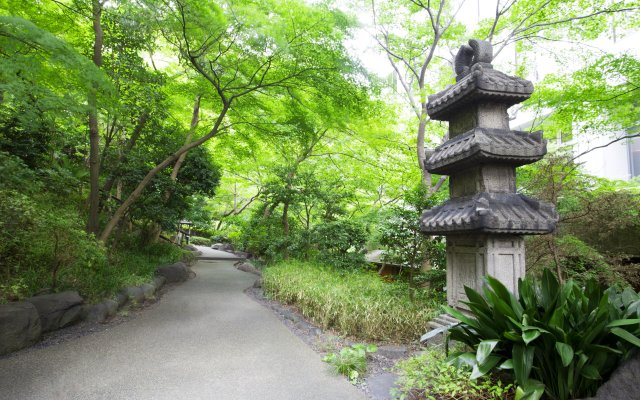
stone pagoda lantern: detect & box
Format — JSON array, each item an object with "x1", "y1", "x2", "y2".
[{"x1": 420, "y1": 39, "x2": 558, "y2": 311}]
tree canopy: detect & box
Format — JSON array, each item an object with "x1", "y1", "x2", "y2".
[{"x1": 0, "y1": 0, "x2": 638, "y2": 288}]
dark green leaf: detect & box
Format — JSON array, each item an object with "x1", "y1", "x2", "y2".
[
  {"x1": 611, "y1": 327, "x2": 640, "y2": 348},
  {"x1": 555, "y1": 342, "x2": 574, "y2": 367},
  {"x1": 476, "y1": 339, "x2": 499, "y2": 364}
]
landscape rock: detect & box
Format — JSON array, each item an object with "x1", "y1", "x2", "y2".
[
  {"x1": 122, "y1": 286, "x2": 145, "y2": 305},
  {"x1": 185, "y1": 244, "x2": 198, "y2": 252},
  {"x1": 103, "y1": 299, "x2": 118, "y2": 317},
  {"x1": 155, "y1": 262, "x2": 191, "y2": 283},
  {"x1": 236, "y1": 262, "x2": 261, "y2": 276},
  {"x1": 377, "y1": 345, "x2": 408, "y2": 360},
  {"x1": 115, "y1": 292, "x2": 128, "y2": 308},
  {"x1": 233, "y1": 251, "x2": 250, "y2": 259},
  {"x1": 281, "y1": 310, "x2": 300, "y2": 323},
  {"x1": 253, "y1": 278, "x2": 263, "y2": 288},
  {"x1": 87, "y1": 303, "x2": 108, "y2": 323},
  {"x1": 584, "y1": 352, "x2": 640, "y2": 400},
  {"x1": 140, "y1": 283, "x2": 155, "y2": 300},
  {"x1": 26, "y1": 291, "x2": 84, "y2": 332},
  {"x1": 87, "y1": 299, "x2": 119, "y2": 323},
  {"x1": 152, "y1": 276, "x2": 166, "y2": 291},
  {"x1": 0, "y1": 302, "x2": 41, "y2": 355},
  {"x1": 211, "y1": 243, "x2": 234, "y2": 252}
]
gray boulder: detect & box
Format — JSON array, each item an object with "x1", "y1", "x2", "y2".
[
  {"x1": 236, "y1": 262, "x2": 261, "y2": 276},
  {"x1": 152, "y1": 276, "x2": 166, "y2": 291},
  {"x1": 86, "y1": 299, "x2": 118, "y2": 323},
  {"x1": 86, "y1": 303, "x2": 108, "y2": 323},
  {"x1": 0, "y1": 302, "x2": 41, "y2": 355},
  {"x1": 26, "y1": 291, "x2": 84, "y2": 332},
  {"x1": 233, "y1": 251, "x2": 250, "y2": 259},
  {"x1": 585, "y1": 352, "x2": 640, "y2": 400},
  {"x1": 140, "y1": 283, "x2": 155, "y2": 300},
  {"x1": 211, "y1": 243, "x2": 234, "y2": 252},
  {"x1": 121, "y1": 286, "x2": 144, "y2": 305},
  {"x1": 155, "y1": 262, "x2": 191, "y2": 283},
  {"x1": 253, "y1": 278, "x2": 263, "y2": 288},
  {"x1": 115, "y1": 292, "x2": 128, "y2": 308},
  {"x1": 103, "y1": 299, "x2": 118, "y2": 317}
]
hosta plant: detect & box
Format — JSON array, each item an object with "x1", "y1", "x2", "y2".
[{"x1": 444, "y1": 269, "x2": 640, "y2": 400}]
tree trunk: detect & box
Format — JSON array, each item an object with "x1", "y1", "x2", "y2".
[
  {"x1": 146, "y1": 95, "x2": 202, "y2": 244},
  {"x1": 170, "y1": 95, "x2": 201, "y2": 182},
  {"x1": 86, "y1": 0, "x2": 104, "y2": 235},
  {"x1": 101, "y1": 111, "x2": 150, "y2": 202},
  {"x1": 282, "y1": 202, "x2": 290, "y2": 237},
  {"x1": 282, "y1": 202, "x2": 290, "y2": 259},
  {"x1": 98, "y1": 102, "x2": 230, "y2": 242},
  {"x1": 417, "y1": 104, "x2": 431, "y2": 189}
]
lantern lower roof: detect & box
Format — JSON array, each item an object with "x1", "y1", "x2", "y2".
[
  {"x1": 420, "y1": 192, "x2": 557, "y2": 235},
  {"x1": 425, "y1": 128, "x2": 546, "y2": 174},
  {"x1": 427, "y1": 65, "x2": 534, "y2": 121}
]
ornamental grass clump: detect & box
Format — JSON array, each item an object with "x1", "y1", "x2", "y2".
[
  {"x1": 445, "y1": 269, "x2": 640, "y2": 400},
  {"x1": 263, "y1": 260, "x2": 442, "y2": 341}
]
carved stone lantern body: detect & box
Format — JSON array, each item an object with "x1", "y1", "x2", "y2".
[{"x1": 420, "y1": 39, "x2": 558, "y2": 311}]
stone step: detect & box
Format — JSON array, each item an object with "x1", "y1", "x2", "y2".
[{"x1": 422, "y1": 313, "x2": 461, "y2": 344}]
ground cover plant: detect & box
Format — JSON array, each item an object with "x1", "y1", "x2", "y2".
[
  {"x1": 322, "y1": 343, "x2": 378, "y2": 383},
  {"x1": 393, "y1": 345, "x2": 514, "y2": 400},
  {"x1": 263, "y1": 260, "x2": 443, "y2": 341},
  {"x1": 445, "y1": 270, "x2": 640, "y2": 400}
]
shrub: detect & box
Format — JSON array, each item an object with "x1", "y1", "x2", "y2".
[
  {"x1": 263, "y1": 260, "x2": 442, "y2": 341},
  {"x1": 526, "y1": 234, "x2": 625, "y2": 287},
  {"x1": 237, "y1": 211, "x2": 289, "y2": 261},
  {"x1": 0, "y1": 189, "x2": 108, "y2": 301},
  {"x1": 189, "y1": 236, "x2": 210, "y2": 246},
  {"x1": 0, "y1": 190, "x2": 185, "y2": 303},
  {"x1": 414, "y1": 268, "x2": 447, "y2": 291},
  {"x1": 322, "y1": 343, "x2": 378, "y2": 383},
  {"x1": 312, "y1": 220, "x2": 368, "y2": 269},
  {"x1": 445, "y1": 270, "x2": 640, "y2": 400},
  {"x1": 394, "y1": 345, "x2": 514, "y2": 400}
]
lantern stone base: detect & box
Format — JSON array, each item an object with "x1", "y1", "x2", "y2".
[{"x1": 446, "y1": 234, "x2": 525, "y2": 310}]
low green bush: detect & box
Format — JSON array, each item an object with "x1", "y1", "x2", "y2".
[
  {"x1": 394, "y1": 346, "x2": 514, "y2": 400},
  {"x1": 0, "y1": 192, "x2": 185, "y2": 303},
  {"x1": 98, "y1": 240, "x2": 185, "y2": 302},
  {"x1": 0, "y1": 152, "x2": 186, "y2": 304},
  {"x1": 189, "y1": 236, "x2": 211, "y2": 246},
  {"x1": 445, "y1": 270, "x2": 640, "y2": 400},
  {"x1": 0, "y1": 189, "x2": 108, "y2": 302},
  {"x1": 322, "y1": 343, "x2": 378, "y2": 383},
  {"x1": 312, "y1": 220, "x2": 368, "y2": 269},
  {"x1": 263, "y1": 260, "x2": 442, "y2": 341}
]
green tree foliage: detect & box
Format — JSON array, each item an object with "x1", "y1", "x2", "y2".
[
  {"x1": 312, "y1": 220, "x2": 368, "y2": 269},
  {"x1": 369, "y1": 0, "x2": 640, "y2": 187},
  {"x1": 519, "y1": 154, "x2": 640, "y2": 288},
  {"x1": 529, "y1": 54, "x2": 640, "y2": 137}
]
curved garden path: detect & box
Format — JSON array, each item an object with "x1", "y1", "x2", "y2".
[{"x1": 0, "y1": 247, "x2": 364, "y2": 400}]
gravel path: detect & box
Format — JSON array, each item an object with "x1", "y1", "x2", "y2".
[{"x1": 0, "y1": 248, "x2": 364, "y2": 400}]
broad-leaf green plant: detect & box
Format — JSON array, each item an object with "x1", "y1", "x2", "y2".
[
  {"x1": 444, "y1": 270, "x2": 640, "y2": 400},
  {"x1": 322, "y1": 343, "x2": 378, "y2": 383}
]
